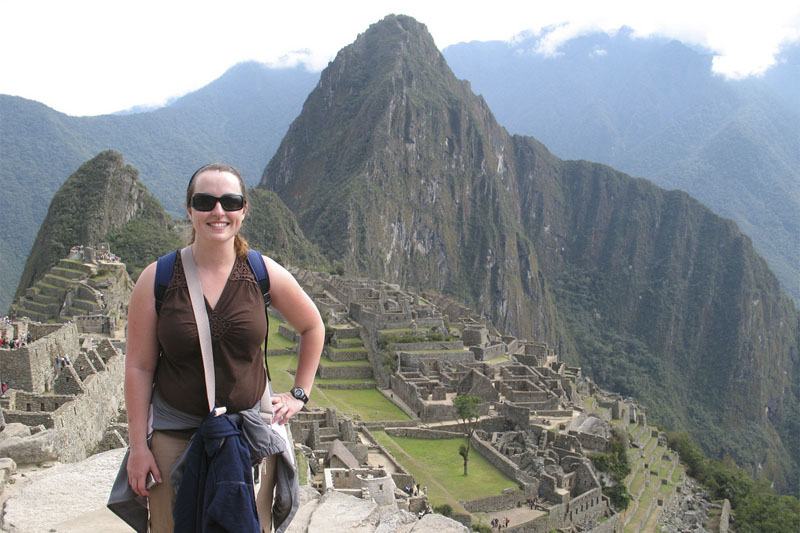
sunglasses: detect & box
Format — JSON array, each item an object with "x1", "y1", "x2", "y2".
[{"x1": 190, "y1": 193, "x2": 245, "y2": 212}]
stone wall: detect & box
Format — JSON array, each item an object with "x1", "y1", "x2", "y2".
[
  {"x1": 325, "y1": 347, "x2": 368, "y2": 362},
  {"x1": 318, "y1": 365, "x2": 374, "y2": 379},
  {"x1": 472, "y1": 433, "x2": 534, "y2": 485},
  {"x1": 3, "y1": 411, "x2": 52, "y2": 427},
  {"x1": 470, "y1": 343, "x2": 506, "y2": 361},
  {"x1": 501, "y1": 402, "x2": 531, "y2": 430},
  {"x1": 4, "y1": 351, "x2": 125, "y2": 463},
  {"x1": 278, "y1": 324, "x2": 299, "y2": 343},
  {"x1": 461, "y1": 489, "x2": 536, "y2": 513},
  {"x1": 399, "y1": 350, "x2": 474, "y2": 368},
  {"x1": 12, "y1": 392, "x2": 74, "y2": 414},
  {"x1": 50, "y1": 352, "x2": 125, "y2": 462},
  {"x1": 386, "y1": 341, "x2": 464, "y2": 352},
  {"x1": 349, "y1": 303, "x2": 412, "y2": 330},
  {"x1": 385, "y1": 428, "x2": 464, "y2": 440},
  {"x1": 571, "y1": 430, "x2": 609, "y2": 452},
  {"x1": 0, "y1": 322, "x2": 79, "y2": 393},
  {"x1": 28, "y1": 323, "x2": 63, "y2": 339},
  {"x1": 358, "y1": 427, "x2": 415, "y2": 492},
  {"x1": 390, "y1": 374, "x2": 424, "y2": 414}
]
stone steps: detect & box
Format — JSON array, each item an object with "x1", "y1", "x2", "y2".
[
  {"x1": 36, "y1": 282, "x2": 67, "y2": 299},
  {"x1": 30, "y1": 293, "x2": 59, "y2": 306},
  {"x1": 70, "y1": 298, "x2": 101, "y2": 312},
  {"x1": 51, "y1": 266, "x2": 86, "y2": 280},
  {"x1": 57, "y1": 259, "x2": 95, "y2": 275},
  {"x1": 43, "y1": 273, "x2": 76, "y2": 290},
  {"x1": 325, "y1": 346, "x2": 368, "y2": 362},
  {"x1": 330, "y1": 325, "x2": 361, "y2": 339}
]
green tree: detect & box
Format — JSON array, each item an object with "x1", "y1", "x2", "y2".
[{"x1": 453, "y1": 394, "x2": 482, "y2": 475}]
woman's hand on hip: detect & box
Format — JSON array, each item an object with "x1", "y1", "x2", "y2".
[{"x1": 271, "y1": 393, "x2": 304, "y2": 425}]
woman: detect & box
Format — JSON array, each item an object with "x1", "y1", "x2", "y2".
[{"x1": 124, "y1": 163, "x2": 324, "y2": 532}]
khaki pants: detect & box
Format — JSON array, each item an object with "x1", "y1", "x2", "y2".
[{"x1": 148, "y1": 430, "x2": 278, "y2": 533}]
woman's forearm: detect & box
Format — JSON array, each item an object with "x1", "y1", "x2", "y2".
[{"x1": 125, "y1": 365, "x2": 155, "y2": 449}]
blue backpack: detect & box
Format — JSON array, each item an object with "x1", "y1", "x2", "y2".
[{"x1": 154, "y1": 249, "x2": 272, "y2": 379}]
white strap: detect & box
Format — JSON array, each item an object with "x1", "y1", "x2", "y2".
[{"x1": 180, "y1": 246, "x2": 218, "y2": 414}]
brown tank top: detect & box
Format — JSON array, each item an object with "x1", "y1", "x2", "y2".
[{"x1": 154, "y1": 252, "x2": 267, "y2": 416}]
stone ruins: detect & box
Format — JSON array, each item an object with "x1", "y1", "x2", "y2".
[
  {"x1": 0, "y1": 245, "x2": 129, "y2": 486},
  {"x1": 288, "y1": 270, "x2": 643, "y2": 531},
  {"x1": 0, "y1": 248, "x2": 696, "y2": 532}
]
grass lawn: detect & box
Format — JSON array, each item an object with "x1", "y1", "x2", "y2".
[
  {"x1": 629, "y1": 470, "x2": 646, "y2": 496},
  {"x1": 312, "y1": 389, "x2": 410, "y2": 421},
  {"x1": 267, "y1": 352, "x2": 406, "y2": 421},
  {"x1": 373, "y1": 431, "x2": 518, "y2": 514},
  {"x1": 485, "y1": 354, "x2": 511, "y2": 364},
  {"x1": 267, "y1": 317, "x2": 296, "y2": 351}
]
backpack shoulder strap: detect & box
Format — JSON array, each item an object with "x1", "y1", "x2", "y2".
[
  {"x1": 246, "y1": 249, "x2": 272, "y2": 381},
  {"x1": 246, "y1": 249, "x2": 271, "y2": 307},
  {"x1": 154, "y1": 250, "x2": 178, "y2": 314}
]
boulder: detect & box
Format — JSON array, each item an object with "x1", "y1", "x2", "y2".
[
  {"x1": 307, "y1": 490, "x2": 380, "y2": 532},
  {"x1": 0, "y1": 423, "x2": 31, "y2": 440},
  {"x1": 286, "y1": 485, "x2": 323, "y2": 533},
  {"x1": 0, "y1": 428, "x2": 59, "y2": 465}
]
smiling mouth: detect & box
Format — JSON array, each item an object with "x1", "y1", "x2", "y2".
[{"x1": 208, "y1": 222, "x2": 229, "y2": 227}]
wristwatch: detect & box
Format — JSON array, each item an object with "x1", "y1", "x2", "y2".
[{"x1": 290, "y1": 387, "x2": 309, "y2": 404}]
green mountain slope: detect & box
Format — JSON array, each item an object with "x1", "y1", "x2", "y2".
[
  {"x1": 240, "y1": 187, "x2": 328, "y2": 269},
  {"x1": 13, "y1": 150, "x2": 183, "y2": 299},
  {"x1": 260, "y1": 15, "x2": 561, "y2": 343},
  {"x1": 13, "y1": 151, "x2": 325, "y2": 306},
  {"x1": 0, "y1": 63, "x2": 317, "y2": 313},
  {"x1": 443, "y1": 33, "x2": 800, "y2": 304},
  {"x1": 260, "y1": 14, "x2": 800, "y2": 493}
]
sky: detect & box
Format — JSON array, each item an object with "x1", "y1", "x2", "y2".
[{"x1": 2, "y1": 0, "x2": 799, "y2": 117}]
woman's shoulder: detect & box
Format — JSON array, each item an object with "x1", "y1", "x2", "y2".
[{"x1": 135, "y1": 261, "x2": 158, "y2": 287}]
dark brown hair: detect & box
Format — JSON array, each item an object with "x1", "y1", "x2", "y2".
[{"x1": 186, "y1": 163, "x2": 250, "y2": 259}]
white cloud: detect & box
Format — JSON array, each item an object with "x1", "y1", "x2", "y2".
[{"x1": 1, "y1": 0, "x2": 798, "y2": 115}]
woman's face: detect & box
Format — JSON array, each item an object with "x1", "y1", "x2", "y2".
[{"x1": 187, "y1": 170, "x2": 247, "y2": 245}]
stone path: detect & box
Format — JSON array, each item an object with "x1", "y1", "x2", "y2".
[
  {"x1": 0, "y1": 448, "x2": 469, "y2": 533},
  {"x1": 1, "y1": 448, "x2": 130, "y2": 532}
]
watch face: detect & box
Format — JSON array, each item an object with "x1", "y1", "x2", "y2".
[{"x1": 292, "y1": 388, "x2": 304, "y2": 399}]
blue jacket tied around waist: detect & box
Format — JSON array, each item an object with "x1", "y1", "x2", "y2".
[{"x1": 174, "y1": 412, "x2": 259, "y2": 533}]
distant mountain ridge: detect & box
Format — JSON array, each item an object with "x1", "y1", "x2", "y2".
[
  {"x1": 259, "y1": 15, "x2": 800, "y2": 493},
  {"x1": 0, "y1": 63, "x2": 318, "y2": 312},
  {"x1": 4, "y1": 13, "x2": 800, "y2": 495},
  {"x1": 442, "y1": 32, "x2": 800, "y2": 304},
  {"x1": 13, "y1": 151, "x2": 326, "y2": 313}
]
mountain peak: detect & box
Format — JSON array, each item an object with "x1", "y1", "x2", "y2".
[
  {"x1": 259, "y1": 15, "x2": 555, "y2": 340},
  {"x1": 13, "y1": 151, "x2": 179, "y2": 300}
]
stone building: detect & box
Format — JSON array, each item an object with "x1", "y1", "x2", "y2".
[{"x1": 0, "y1": 245, "x2": 130, "y2": 466}]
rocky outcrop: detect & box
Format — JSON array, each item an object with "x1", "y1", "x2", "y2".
[
  {"x1": 299, "y1": 489, "x2": 468, "y2": 533},
  {"x1": 13, "y1": 150, "x2": 178, "y2": 301},
  {"x1": 259, "y1": 14, "x2": 800, "y2": 489},
  {"x1": 0, "y1": 424, "x2": 60, "y2": 466}
]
